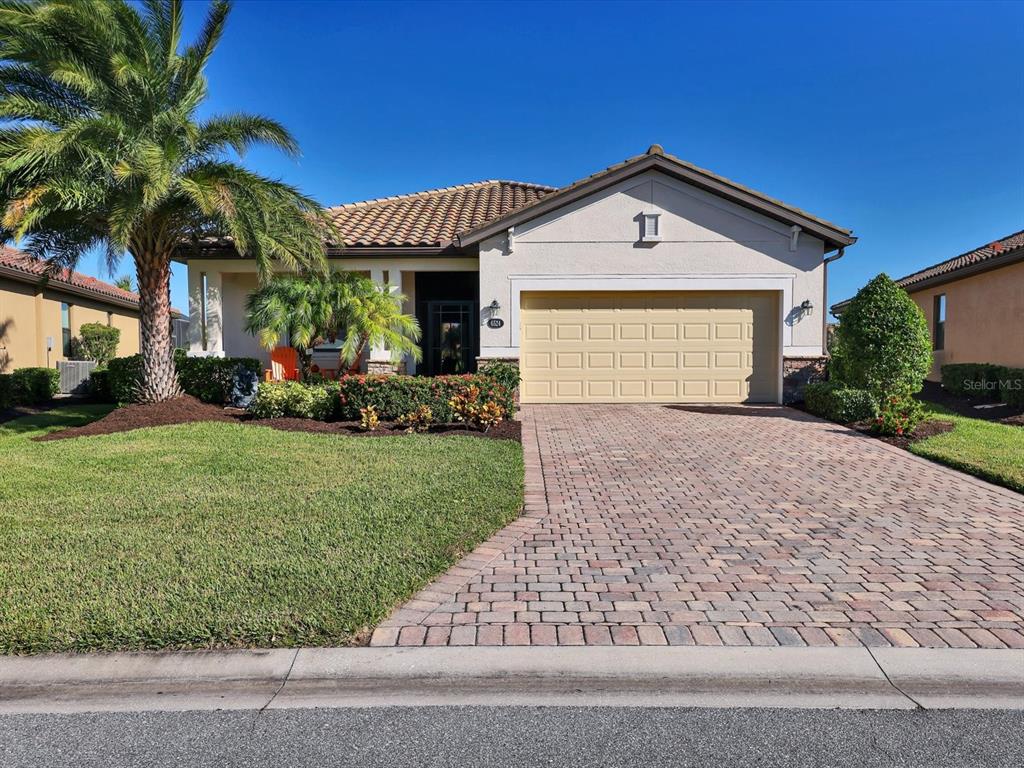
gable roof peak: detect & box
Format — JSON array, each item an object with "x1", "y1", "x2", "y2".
[{"x1": 646, "y1": 143, "x2": 665, "y2": 156}]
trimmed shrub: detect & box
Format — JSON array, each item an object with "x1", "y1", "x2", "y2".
[
  {"x1": 88, "y1": 367, "x2": 112, "y2": 402},
  {"x1": 803, "y1": 382, "x2": 878, "y2": 424},
  {"x1": 71, "y1": 323, "x2": 120, "y2": 366},
  {"x1": 1000, "y1": 368, "x2": 1024, "y2": 408},
  {"x1": 0, "y1": 373, "x2": 12, "y2": 410},
  {"x1": 249, "y1": 381, "x2": 336, "y2": 420},
  {"x1": 478, "y1": 360, "x2": 520, "y2": 397},
  {"x1": 872, "y1": 391, "x2": 925, "y2": 437},
  {"x1": 831, "y1": 274, "x2": 932, "y2": 402},
  {"x1": 10, "y1": 367, "x2": 59, "y2": 405},
  {"x1": 173, "y1": 350, "x2": 261, "y2": 405},
  {"x1": 335, "y1": 374, "x2": 514, "y2": 422},
  {"x1": 941, "y1": 363, "x2": 1018, "y2": 402},
  {"x1": 106, "y1": 352, "x2": 261, "y2": 405},
  {"x1": 106, "y1": 355, "x2": 143, "y2": 404}
]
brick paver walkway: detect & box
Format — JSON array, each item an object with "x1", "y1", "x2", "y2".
[{"x1": 371, "y1": 405, "x2": 1024, "y2": 648}]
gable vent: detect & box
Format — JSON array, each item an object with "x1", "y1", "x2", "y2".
[{"x1": 641, "y1": 212, "x2": 662, "y2": 242}]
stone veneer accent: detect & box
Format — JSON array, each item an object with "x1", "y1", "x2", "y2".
[
  {"x1": 366, "y1": 360, "x2": 401, "y2": 376},
  {"x1": 783, "y1": 356, "x2": 828, "y2": 404}
]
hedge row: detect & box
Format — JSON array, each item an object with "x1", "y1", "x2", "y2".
[
  {"x1": 941, "y1": 363, "x2": 1024, "y2": 408},
  {"x1": 0, "y1": 367, "x2": 60, "y2": 410},
  {"x1": 803, "y1": 382, "x2": 878, "y2": 424},
  {"x1": 249, "y1": 373, "x2": 516, "y2": 423},
  {"x1": 101, "y1": 351, "x2": 261, "y2": 405}
]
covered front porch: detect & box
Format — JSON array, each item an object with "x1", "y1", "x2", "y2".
[{"x1": 182, "y1": 256, "x2": 480, "y2": 376}]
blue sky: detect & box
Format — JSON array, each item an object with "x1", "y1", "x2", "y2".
[{"x1": 88, "y1": 0, "x2": 1024, "y2": 313}]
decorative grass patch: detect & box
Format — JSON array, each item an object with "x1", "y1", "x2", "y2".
[
  {"x1": 910, "y1": 403, "x2": 1024, "y2": 494},
  {"x1": 0, "y1": 406, "x2": 523, "y2": 653}
]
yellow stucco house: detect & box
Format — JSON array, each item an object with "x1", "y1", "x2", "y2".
[
  {"x1": 0, "y1": 246, "x2": 143, "y2": 372},
  {"x1": 833, "y1": 229, "x2": 1024, "y2": 380}
]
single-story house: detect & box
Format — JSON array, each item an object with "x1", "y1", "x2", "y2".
[
  {"x1": 0, "y1": 246, "x2": 143, "y2": 372},
  {"x1": 832, "y1": 229, "x2": 1023, "y2": 381},
  {"x1": 176, "y1": 145, "x2": 857, "y2": 403}
]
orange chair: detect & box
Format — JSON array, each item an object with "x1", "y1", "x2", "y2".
[{"x1": 265, "y1": 346, "x2": 301, "y2": 382}]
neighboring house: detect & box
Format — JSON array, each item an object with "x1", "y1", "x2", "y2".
[
  {"x1": 832, "y1": 229, "x2": 1024, "y2": 381},
  {"x1": 176, "y1": 145, "x2": 856, "y2": 403},
  {"x1": 0, "y1": 246, "x2": 143, "y2": 372}
]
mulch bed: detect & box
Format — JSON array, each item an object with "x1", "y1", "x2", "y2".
[
  {"x1": 35, "y1": 396, "x2": 234, "y2": 441},
  {"x1": 35, "y1": 395, "x2": 521, "y2": 443},
  {"x1": 918, "y1": 380, "x2": 1024, "y2": 426},
  {"x1": 847, "y1": 418, "x2": 956, "y2": 450}
]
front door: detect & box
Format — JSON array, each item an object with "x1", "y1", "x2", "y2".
[{"x1": 426, "y1": 300, "x2": 475, "y2": 375}]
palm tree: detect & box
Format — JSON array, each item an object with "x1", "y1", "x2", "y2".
[
  {"x1": 244, "y1": 271, "x2": 421, "y2": 375},
  {"x1": 0, "y1": 0, "x2": 333, "y2": 401},
  {"x1": 114, "y1": 275, "x2": 134, "y2": 293}
]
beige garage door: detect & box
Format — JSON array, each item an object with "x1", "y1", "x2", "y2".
[{"x1": 519, "y1": 291, "x2": 779, "y2": 403}]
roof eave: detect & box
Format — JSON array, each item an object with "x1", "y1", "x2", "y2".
[
  {"x1": 457, "y1": 154, "x2": 856, "y2": 252},
  {"x1": 0, "y1": 263, "x2": 140, "y2": 311}
]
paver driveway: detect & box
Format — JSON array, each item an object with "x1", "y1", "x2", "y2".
[{"x1": 371, "y1": 405, "x2": 1024, "y2": 648}]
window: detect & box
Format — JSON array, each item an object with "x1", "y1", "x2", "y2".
[
  {"x1": 60, "y1": 302, "x2": 72, "y2": 356},
  {"x1": 933, "y1": 294, "x2": 946, "y2": 351}
]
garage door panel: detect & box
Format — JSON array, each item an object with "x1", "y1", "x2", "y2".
[{"x1": 520, "y1": 291, "x2": 778, "y2": 403}]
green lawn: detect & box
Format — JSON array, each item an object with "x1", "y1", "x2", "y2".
[
  {"x1": 0, "y1": 405, "x2": 523, "y2": 653},
  {"x1": 911, "y1": 403, "x2": 1024, "y2": 493}
]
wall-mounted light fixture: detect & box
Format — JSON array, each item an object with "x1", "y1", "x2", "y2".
[
  {"x1": 489, "y1": 299, "x2": 501, "y2": 312},
  {"x1": 800, "y1": 299, "x2": 814, "y2": 316}
]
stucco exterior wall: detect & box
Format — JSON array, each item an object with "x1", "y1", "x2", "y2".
[
  {"x1": 0, "y1": 277, "x2": 140, "y2": 372},
  {"x1": 478, "y1": 170, "x2": 827, "y2": 359},
  {"x1": 910, "y1": 259, "x2": 1024, "y2": 380}
]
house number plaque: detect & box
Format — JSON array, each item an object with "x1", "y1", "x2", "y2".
[{"x1": 486, "y1": 318, "x2": 504, "y2": 329}]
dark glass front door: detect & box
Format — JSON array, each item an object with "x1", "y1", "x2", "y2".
[{"x1": 426, "y1": 301, "x2": 475, "y2": 375}]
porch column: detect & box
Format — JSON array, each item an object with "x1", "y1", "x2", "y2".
[
  {"x1": 187, "y1": 265, "x2": 224, "y2": 357},
  {"x1": 368, "y1": 266, "x2": 400, "y2": 373}
]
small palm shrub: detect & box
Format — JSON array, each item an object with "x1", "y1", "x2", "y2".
[
  {"x1": 831, "y1": 274, "x2": 932, "y2": 403},
  {"x1": 803, "y1": 382, "x2": 878, "y2": 423}
]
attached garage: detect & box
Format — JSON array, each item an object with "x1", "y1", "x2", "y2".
[{"x1": 519, "y1": 291, "x2": 779, "y2": 404}]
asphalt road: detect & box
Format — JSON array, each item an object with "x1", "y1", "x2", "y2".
[{"x1": 2, "y1": 706, "x2": 1022, "y2": 768}]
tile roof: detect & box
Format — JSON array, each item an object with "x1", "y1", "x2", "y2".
[
  {"x1": 831, "y1": 228, "x2": 1024, "y2": 312},
  {"x1": 0, "y1": 246, "x2": 142, "y2": 305},
  {"x1": 326, "y1": 180, "x2": 556, "y2": 248},
  {"x1": 892, "y1": 228, "x2": 1024, "y2": 290}
]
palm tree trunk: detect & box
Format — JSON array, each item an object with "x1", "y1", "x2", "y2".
[
  {"x1": 344, "y1": 334, "x2": 370, "y2": 375},
  {"x1": 134, "y1": 252, "x2": 181, "y2": 403}
]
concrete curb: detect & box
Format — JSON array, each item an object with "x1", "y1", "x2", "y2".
[{"x1": 1, "y1": 647, "x2": 1021, "y2": 714}]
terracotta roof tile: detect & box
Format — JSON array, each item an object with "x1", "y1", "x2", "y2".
[
  {"x1": 893, "y1": 228, "x2": 1024, "y2": 290},
  {"x1": 0, "y1": 246, "x2": 142, "y2": 305},
  {"x1": 326, "y1": 180, "x2": 556, "y2": 248}
]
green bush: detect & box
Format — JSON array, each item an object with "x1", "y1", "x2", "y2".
[
  {"x1": 9, "y1": 367, "x2": 59, "y2": 405},
  {"x1": 106, "y1": 352, "x2": 261, "y2": 405},
  {"x1": 335, "y1": 374, "x2": 514, "y2": 422},
  {"x1": 803, "y1": 382, "x2": 878, "y2": 424},
  {"x1": 106, "y1": 355, "x2": 143, "y2": 404},
  {"x1": 1000, "y1": 368, "x2": 1024, "y2": 408},
  {"x1": 831, "y1": 274, "x2": 932, "y2": 403},
  {"x1": 173, "y1": 350, "x2": 261, "y2": 404},
  {"x1": 0, "y1": 373, "x2": 12, "y2": 410},
  {"x1": 940, "y1": 363, "x2": 1020, "y2": 404},
  {"x1": 478, "y1": 360, "x2": 520, "y2": 397},
  {"x1": 872, "y1": 392, "x2": 925, "y2": 437},
  {"x1": 247, "y1": 374, "x2": 515, "y2": 424},
  {"x1": 71, "y1": 323, "x2": 120, "y2": 366},
  {"x1": 88, "y1": 368, "x2": 112, "y2": 402},
  {"x1": 249, "y1": 381, "x2": 336, "y2": 420}
]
